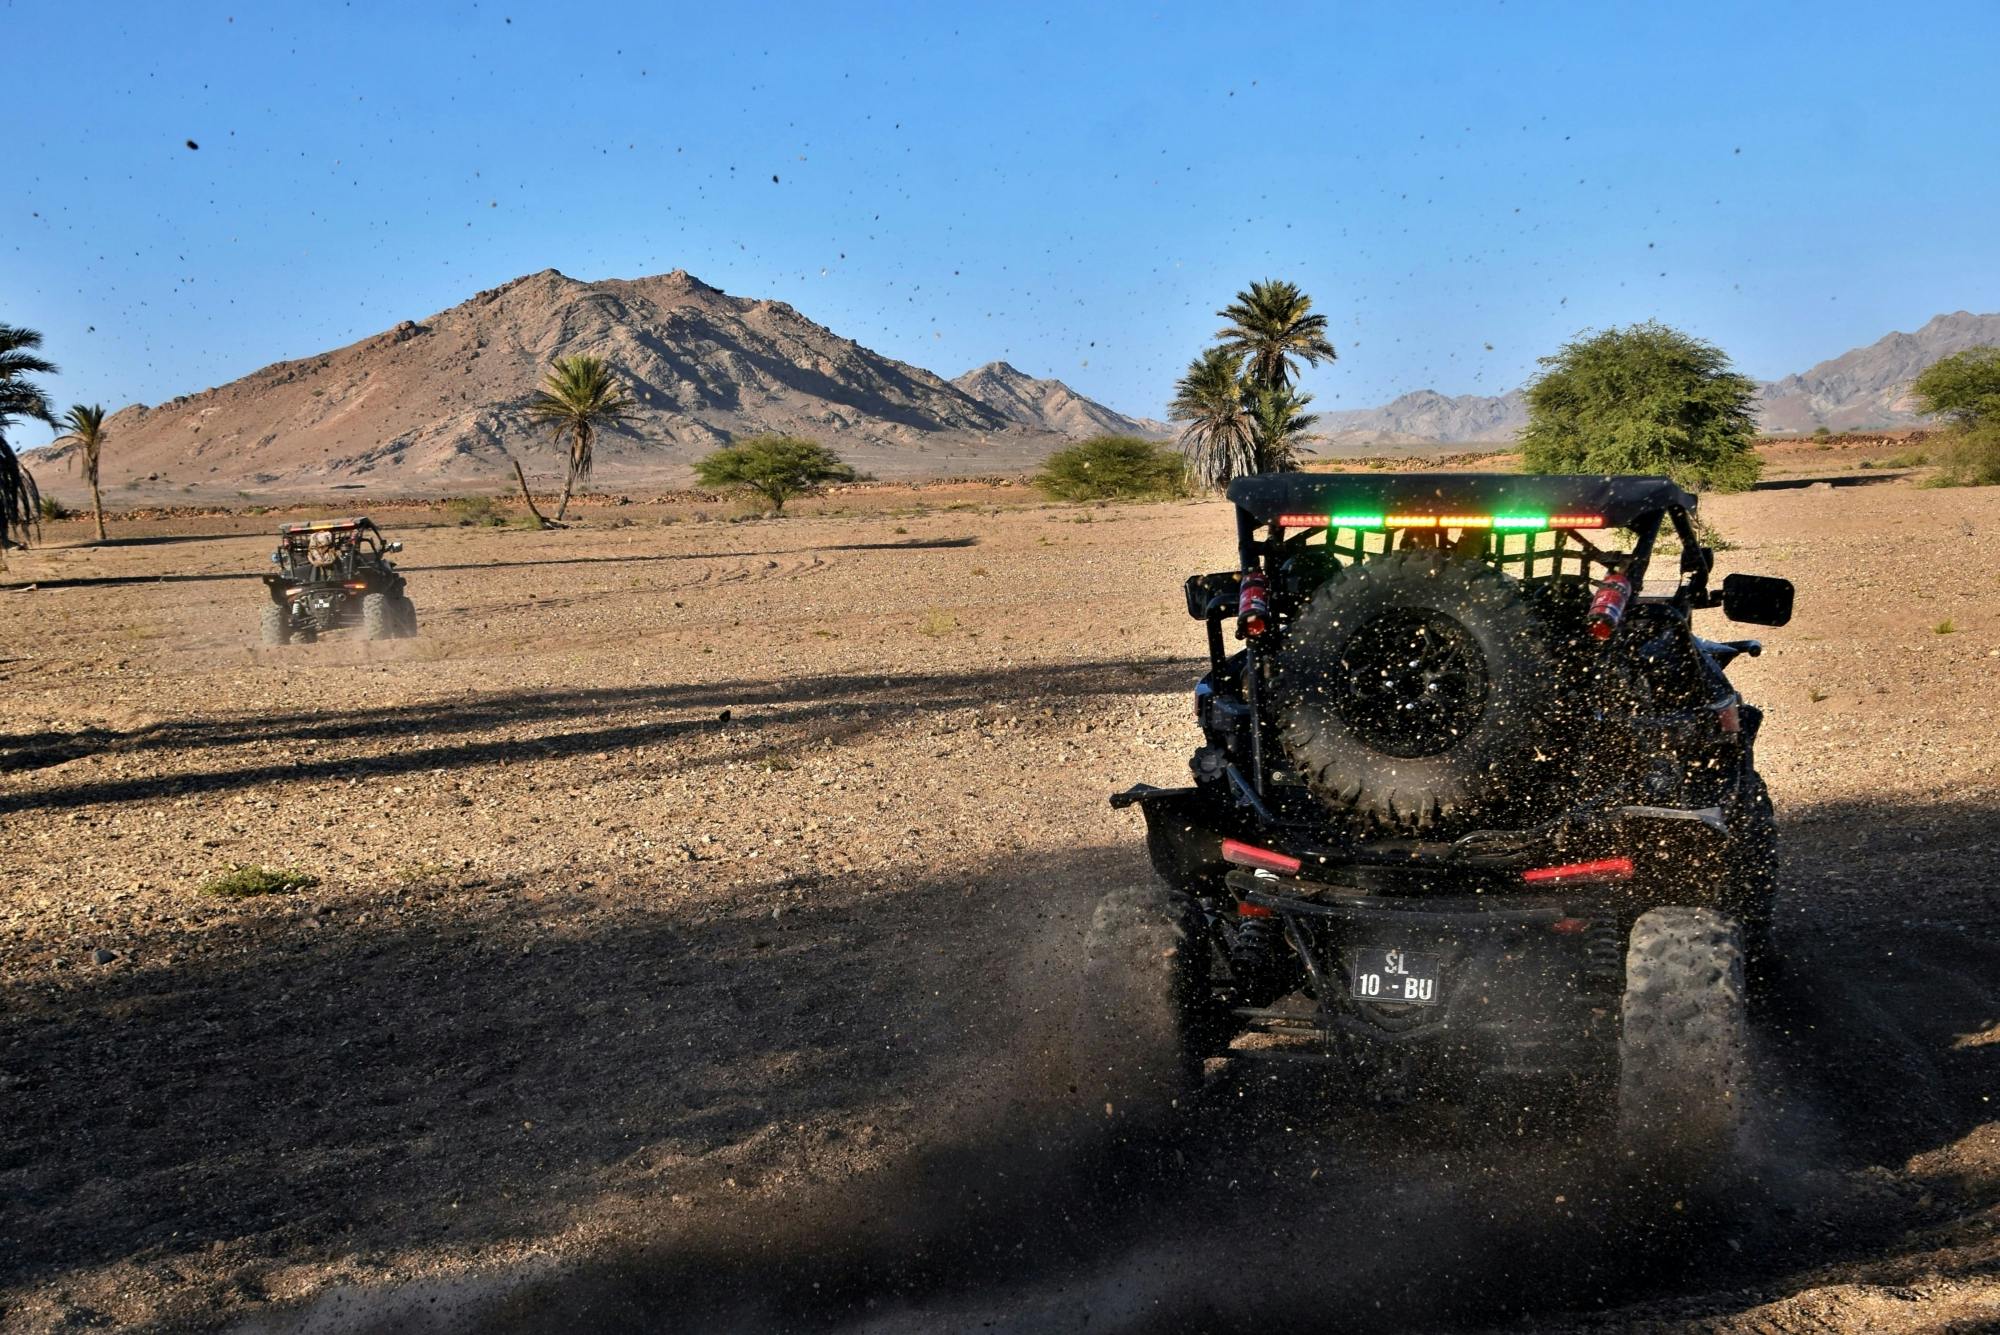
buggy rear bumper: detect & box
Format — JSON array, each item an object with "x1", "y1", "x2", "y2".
[{"x1": 1226, "y1": 869, "x2": 1624, "y2": 1070}]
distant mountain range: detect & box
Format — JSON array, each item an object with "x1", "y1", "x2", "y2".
[
  {"x1": 24, "y1": 270, "x2": 1999, "y2": 497},
  {"x1": 952, "y1": 361, "x2": 1171, "y2": 440},
  {"x1": 1313, "y1": 311, "x2": 2000, "y2": 446}
]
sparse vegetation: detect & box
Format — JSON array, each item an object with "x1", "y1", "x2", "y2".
[
  {"x1": 1913, "y1": 348, "x2": 2000, "y2": 487},
  {"x1": 526, "y1": 354, "x2": 633, "y2": 520},
  {"x1": 200, "y1": 865, "x2": 320, "y2": 898},
  {"x1": 445, "y1": 495, "x2": 508, "y2": 526},
  {"x1": 36, "y1": 494, "x2": 70, "y2": 521},
  {"x1": 1519, "y1": 321, "x2": 1762, "y2": 492},
  {"x1": 695, "y1": 436, "x2": 858, "y2": 513},
  {"x1": 1933, "y1": 618, "x2": 1958, "y2": 635},
  {"x1": 1035, "y1": 436, "x2": 1188, "y2": 502},
  {"x1": 0, "y1": 323, "x2": 57, "y2": 557},
  {"x1": 1695, "y1": 515, "x2": 1736, "y2": 552},
  {"x1": 1172, "y1": 279, "x2": 1334, "y2": 488},
  {"x1": 52, "y1": 403, "x2": 109, "y2": 541},
  {"x1": 918, "y1": 607, "x2": 957, "y2": 636}
]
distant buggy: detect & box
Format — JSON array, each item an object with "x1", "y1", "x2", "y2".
[{"x1": 259, "y1": 517, "x2": 418, "y2": 644}]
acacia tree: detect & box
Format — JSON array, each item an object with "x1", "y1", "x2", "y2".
[
  {"x1": 53, "y1": 403, "x2": 109, "y2": 542},
  {"x1": 0, "y1": 324, "x2": 57, "y2": 558},
  {"x1": 1519, "y1": 321, "x2": 1761, "y2": 492},
  {"x1": 1170, "y1": 346, "x2": 1257, "y2": 488},
  {"x1": 1912, "y1": 346, "x2": 2000, "y2": 486},
  {"x1": 694, "y1": 436, "x2": 857, "y2": 513},
  {"x1": 526, "y1": 354, "x2": 632, "y2": 521}
]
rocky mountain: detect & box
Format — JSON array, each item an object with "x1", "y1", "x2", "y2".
[
  {"x1": 1754, "y1": 311, "x2": 2000, "y2": 433},
  {"x1": 31, "y1": 269, "x2": 1072, "y2": 496},
  {"x1": 1317, "y1": 389, "x2": 1530, "y2": 446},
  {"x1": 952, "y1": 361, "x2": 1171, "y2": 440}
]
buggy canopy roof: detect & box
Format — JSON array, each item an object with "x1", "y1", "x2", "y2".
[
  {"x1": 278, "y1": 516, "x2": 378, "y2": 536},
  {"x1": 1225, "y1": 472, "x2": 1696, "y2": 528}
]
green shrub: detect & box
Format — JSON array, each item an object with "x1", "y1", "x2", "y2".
[
  {"x1": 200, "y1": 865, "x2": 320, "y2": 898},
  {"x1": 446, "y1": 496, "x2": 508, "y2": 526},
  {"x1": 37, "y1": 495, "x2": 70, "y2": 520},
  {"x1": 1928, "y1": 425, "x2": 2000, "y2": 488},
  {"x1": 1519, "y1": 322, "x2": 1762, "y2": 492},
  {"x1": 694, "y1": 436, "x2": 856, "y2": 513},
  {"x1": 1035, "y1": 436, "x2": 1189, "y2": 502},
  {"x1": 1883, "y1": 446, "x2": 1932, "y2": 468}
]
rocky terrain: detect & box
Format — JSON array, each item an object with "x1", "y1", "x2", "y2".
[
  {"x1": 952, "y1": 362, "x2": 1171, "y2": 440},
  {"x1": 1, "y1": 444, "x2": 1996, "y2": 1333},
  {"x1": 26, "y1": 270, "x2": 1146, "y2": 499}
]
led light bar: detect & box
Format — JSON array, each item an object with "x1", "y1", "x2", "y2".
[{"x1": 1274, "y1": 513, "x2": 1607, "y2": 531}]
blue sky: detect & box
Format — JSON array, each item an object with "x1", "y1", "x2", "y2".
[{"x1": 7, "y1": 0, "x2": 1999, "y2": 428}]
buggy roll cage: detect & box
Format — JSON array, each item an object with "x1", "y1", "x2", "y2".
[
  {"x1": 270, "y1": 517, "x2": 400, "y2": 582},
  {"x1": 1176, "y1": 474, "x2": 1729, "y2": 825}
]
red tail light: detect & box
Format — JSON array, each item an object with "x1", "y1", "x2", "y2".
[
  {"x1": 1221, "y1": 839, "x2": 1302, "y2": 876},
  {"x1": 1237, "y1": 901, "x2": 1275, "y2": 918},
  {"x1": 1522, "y1": 857, "x2": 1634, "y2": 884}
]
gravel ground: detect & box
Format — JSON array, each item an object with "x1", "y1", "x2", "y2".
[{"x1": 2, "y1": 469, "x2": 1996, "y2": 1333}]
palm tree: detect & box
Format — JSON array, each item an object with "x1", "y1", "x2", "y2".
[
  {"x1": 53, "y1": 403, "x2": 109, "y2": 542},
  {"x1": 526, "y1": 354, "x2": 632, "y2": 521},
  {"x1": 1170, "y1": 346, "x2": 1256, "y2": 489},
  {"x1": 1214, "y1": 279, "x2": 1337, "y2": 391},
  {"x1": 0, "y1": 324, "x2": 57, "y2": 559},
  {"x1": 1247, "y1": 383, "x2": 1318, "y2": 473}
]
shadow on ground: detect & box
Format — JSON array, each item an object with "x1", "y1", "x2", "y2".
[
  {"x1": 0, "y1": 657, "x2": 1196, "y2": 804},
  {"x1": 212, "y1": 791, "x2": 2000, "y2": 1334}
]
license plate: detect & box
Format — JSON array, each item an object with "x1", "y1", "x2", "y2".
[{"x1": 1351, "y1": 947, "x2": 1440, "y2": 1006}]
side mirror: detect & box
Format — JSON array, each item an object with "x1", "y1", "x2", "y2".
[
  {"x1": 1721, "y1": 573, "x2": 1793, "y2": 627},
  {"x1": 1184, "y1": 571, "x2": 1241, "y2": 619},
  {"x1": 270, "y1": 551, "x2": 282, "y2": 564},
  {"x1": 386, "y1": 541, "x2": 403, "y2": 553}
]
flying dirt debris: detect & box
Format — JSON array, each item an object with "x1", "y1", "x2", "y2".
[{"x1": 1090, "y1": 473, "x2": 1793, "y2": 1191}]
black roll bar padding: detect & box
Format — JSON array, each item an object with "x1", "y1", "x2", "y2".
[{"x1": 1204, "y1": 594, "x2": 1230, "y2": 671}]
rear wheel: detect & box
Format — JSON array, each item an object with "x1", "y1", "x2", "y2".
[
  {"x1": 360, "y1": 593, "x2": 393, "y2": 641},
  {"x1": 1617, "y1": 907, "x2": 1750, "y2": 1189},
  {"x1": 392, "y1": 595, "x2": 418, "y2": 638},
  {"x1": 259, "y1": 602, "x2": 292, "y2": 646},
  {"x1": 1077, "y1": 881, "x2": 1210, "y2": 1133}
]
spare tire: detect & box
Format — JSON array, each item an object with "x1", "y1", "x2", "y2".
[{"x1": 1273, "y1": 546, "x2": 1558, "y2": 832}]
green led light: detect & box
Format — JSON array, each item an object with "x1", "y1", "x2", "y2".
[
  {"x1": 1326, "y1": 513, "x2": 1385, "y2": 528},
  {"x1": 1491, "y1": 515, "x2": 1548, "y2": 529}
]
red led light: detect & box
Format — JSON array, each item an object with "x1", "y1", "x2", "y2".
[
  {"x1": 1221, "y1": 839, "x2": 1303, "y2": 876},
  {"x1": 1237, "y1": 901, "x2": 1275, "y2": 918},
  {"x1": 1277, "y1": 514, "x2": 1328, "y2": 528},
  {"x1": 1522, "y1": 856, "x2": 1634, "y2": 884}
]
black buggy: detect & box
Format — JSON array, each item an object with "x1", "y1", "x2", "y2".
[
  {"x1": 259, "y1": 517, "x2": 418, "y2": 644},
  {"x1": 1092, "y1": 473, "x2": 1794, "y2": 1178}
]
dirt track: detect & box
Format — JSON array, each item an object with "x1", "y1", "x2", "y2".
[{"x1": 3, "y1": 471, "x2": 1998, "y2": 1332}]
